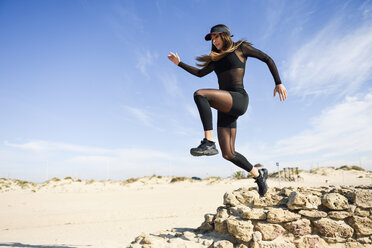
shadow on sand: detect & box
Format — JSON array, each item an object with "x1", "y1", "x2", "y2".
[
  {"x1": 0, "y1": 243, "x2": 90, "y2": 248},
  {"x1": 149, "y1": 227, "x2": 231, "y2": 244}
]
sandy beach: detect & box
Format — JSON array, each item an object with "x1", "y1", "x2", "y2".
[{"x1": 0, "y1": 167, "x2": 371, "y2": 248}]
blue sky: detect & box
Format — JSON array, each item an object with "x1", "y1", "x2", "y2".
[{"x1": 1, "y1": 0, "x2": 371, "y2": 182}]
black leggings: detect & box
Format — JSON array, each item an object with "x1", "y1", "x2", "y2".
[{"x1": 193, "y1": 87, "x2": 253, "y2": 172}]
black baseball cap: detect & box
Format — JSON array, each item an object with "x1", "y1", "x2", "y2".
[{"x1": 205, "y1": 25, "x2": 233, "y2": 41}]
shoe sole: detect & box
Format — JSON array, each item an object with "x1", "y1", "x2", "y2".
[
  {"x1": 190, "y1": 150, "x2": 219, "y2": 157},
  {"x1": 260, "y1": 168, "x2": 268, "y2": 180},
  {"x1": 258, "y1": 168, "x2": 268, "y2": 197}
]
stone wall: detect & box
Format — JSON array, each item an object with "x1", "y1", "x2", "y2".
[{"x1": 128, "y1": 186, "x2": 372, "y2": 248}]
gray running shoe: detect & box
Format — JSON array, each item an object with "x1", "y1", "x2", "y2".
[
  {"x1": 190, "y1": 138, "x2": 219, "y2": 156},
  {"x1": 255, "y1": 168, "x2": 268, "y2": 197}
]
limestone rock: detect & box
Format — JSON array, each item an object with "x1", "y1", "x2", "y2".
[
  {"x1": 294, "y1": 235, "x2": 329, "y2": 248},
  {"x1": 254, "y1": 194, "x2": 286, "y2": 207},
  {"x1": 250, "y1": 240, "x2": 296, "y2": 248},
  {"x1": 348, "y1": 216, "x2": 372, "y2": 236},
  {"x1": 167, "y1": 237, "x2": 207, "y2": 247},
  {"x1": 287, "y1": 192, "x2": 321, "y2": 210},
  {"x1": 225, "y1": 216, "x2": 254, "y2": 243},
  {"x1": 241, "y1": 207, "x2": 267, "y2": 220},
  {"x1": 313, "y1": 218, "x2": 354, "y2": 238},
  {"x1": 267, "y1": 208, "x2": 301, "y2": 223},
  {"x1": 224, "y1": 192, "x2": 241, "y2": 207},
  {"x1": 345, "y1": 241, "x2": 372, "y2": 248},
  {"x1": 129, "y1": 233, "x2": 164, "y2": 247},
  {"x1": 328, "y1": 211, "x2": 351, "y2": 219},
  {"x1": 281, "y1": 187, "x2": 294, "y2": 197},
  {"x1": 356, "y1": 236, "x2": 372, "y2": 244},
  {"x1": 199, "y1": 214, "x2": 215, "y2": 231},
  {"x1": 233, "y1": 188, "x2": 259, "y2": 206},
  {"x1": 333, "y1": 188, "x2": 355, "y2": 203},
  {"x1": 214, "y1": 207, "x2": 229, "y2": 234},
  {"x1": 355, "y1": 207, "x2": 370, "y2": 217},
  {"x1": 254, "y1": 222, "x2": 286, "y2": 241},
  {"x1": 213, "y1": 240, "x2": 234, "y2": 248},
  {"x1": 127, "y1": 186, "x2": 372, "y2": 248},
  {"x1": 299, "y1": 210, "x2": 327, "y2": 218},
  {"x1": 323, "y1": 236, "x2": 348, "y2": 243},
  {"x1": 229, "y1": 206, "x2": 244, "y2": 216},
  {"x1": 283, "y1": 219, "x2": 311, "y2": 238},
  {"x1": 354, "y1": 190, "x2": 372, "y2": 209},
  {"x1": 183, "y1": 231, "x2": 196, "y2": 240},
  {"x1": 322, "y1": 193, "x2": 349, "y2": 210},
  {"x1": 200, "y1": 238, "x2": 214, "y2": 247},
  {"x1": 250, "y1": 231, "x2": 263, "y2": 248}
]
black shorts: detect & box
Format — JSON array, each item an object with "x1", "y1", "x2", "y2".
[{"x1": 217, "y1": 87, "x2": 248, "y2": 128}]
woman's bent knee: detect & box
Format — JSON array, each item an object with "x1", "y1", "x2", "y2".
[
  {"x1": 222, "y1": 153, "x2": 235, "y2": 161},
  {"x1": 194, "y1": 90, "x2": 202, "y2": 97}
]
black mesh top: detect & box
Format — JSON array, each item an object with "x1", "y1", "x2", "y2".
[{"x1": 178, "y1": 42, "x2": 282, "y2": 91}]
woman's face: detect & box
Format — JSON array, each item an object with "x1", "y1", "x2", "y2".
[{"x1": 211, "y1": 33, "x2": 223, "y2": 51}]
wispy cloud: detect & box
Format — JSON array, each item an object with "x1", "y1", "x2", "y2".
[
  {"x1": 123, "y1": 105, "x2": 153, "y2": 127},
  {"x1": 2, "y1": 139, "x2": 230, "y2": 180},
  {"x1": 240, "y1": 91, "x2": 372, "y2": 169},
  {"x1": 275, "y1": 92, "x2": 372, "y2": 157},
  {"x1": 262, "y1": 0, "x2": 286, "y2": 41},
  {"x1": 159, "y1": 73, "x2": 182, "y2": 98},
  {"x1": 185, "y1": 104, "x2": 199, "y2": 119},
  {"x1": 4, "y1": 140, "x2": 110, "y2": 154},
  {"x1": 361, "y1": 0, "x2": 372, "y2": 19},
  {"x1": 105, "y1": 3, "x2": 144, "y2": 45},
  {"x1": 284, "y1": 18, "x2": 372, "y2": 97},
  {"x1": 136, "y1": 50, "x2": 158, "y2": 76}
]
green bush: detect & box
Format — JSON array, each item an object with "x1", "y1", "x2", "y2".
[
  {"x1": 351, "y1": 165, "x2": 365, "y2": 171},
  {"x1": 339, "y1": 165, "x2": 350, "y2": 170},
  {"x1": 232, "y1": 171, "x2": 246, "y2": 179},
  {"x1": 338, "y1": 165, "x2": 365, "y2": 171},
  {"x1": 170, "y1": 177, "x2": 188, "y2": 183},
  {"x1": 150, "y1": 174, "x2": 163, "y2": 179},
  {"x1": 204, "y1": 176, "x2": 222, "y2": 180},
  {"x1": 125, "y1": 178, "x2": 139, "y2": 184},
  {"x1": 15, "y1": 179, "x2": 30, "y2": 188}
]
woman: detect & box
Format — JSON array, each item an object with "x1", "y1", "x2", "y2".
[{"x1": 168, "y1": 24, "x2": 287, "y2": 196}]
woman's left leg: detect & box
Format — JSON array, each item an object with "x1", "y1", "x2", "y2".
[{"x1": 217, "y1": 117, "x2": 268, "y2": 196}]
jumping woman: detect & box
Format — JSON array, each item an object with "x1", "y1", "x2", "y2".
[{"x1": 168, "y1": 24, "x2": 287, "y2": 196}]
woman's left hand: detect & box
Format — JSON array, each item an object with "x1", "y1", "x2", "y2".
[{"x1": 273, "y1": 84, "x2": 287, "y2": 102}]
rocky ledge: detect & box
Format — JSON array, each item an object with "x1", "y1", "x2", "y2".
[{"x1": 128, "y1": 185, "x2": 372, "y2": 248}]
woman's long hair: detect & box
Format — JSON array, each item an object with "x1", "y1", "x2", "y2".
[{"x1": 196, "y1": 25, "x2": 252, "y2": 67}]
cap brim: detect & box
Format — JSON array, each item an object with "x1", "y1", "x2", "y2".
[{"x1": 204, "y1": 32, "x2": 220, "y2": 41}]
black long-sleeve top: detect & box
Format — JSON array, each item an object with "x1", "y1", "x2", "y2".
[{"x1": 178, "y1": 42, "x2": 282, "y2": 91}]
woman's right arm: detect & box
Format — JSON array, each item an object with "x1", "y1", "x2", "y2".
[
  {"x1": 168, "y1": 52, "x2": 214, "y2": 78},
  {"x1": 178, "y1": 61, "x2": 214, "y2": 78}
]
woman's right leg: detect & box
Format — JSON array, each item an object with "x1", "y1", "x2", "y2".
[
  {"x1": 193, "y1": 88, "x2": 234, "y2": 135},
  {"x1": 191, "y1": 88, "x2": 234, "y2": 156}
]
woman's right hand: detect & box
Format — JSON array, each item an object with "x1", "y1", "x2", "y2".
[{"x1": 168, "y1": 52, "x2": 180, "y2": 65}]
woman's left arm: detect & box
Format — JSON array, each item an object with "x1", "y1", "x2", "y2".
[
  {"x1": 273, "y1": 84, "x2": 287, "y2": 102},
  {"x1": 241, "y1": 43, "x2": 287, "y2": 101}
]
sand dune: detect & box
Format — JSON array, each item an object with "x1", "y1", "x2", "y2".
[{"x1": 0, "y1": 167, "x2": 371, "y2": 247}]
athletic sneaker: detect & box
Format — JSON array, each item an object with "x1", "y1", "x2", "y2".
[
  {"x1": 190, "y1": 138, "x2": 219, "y2": 156},
  {"x1": 255, "y1": 168, "x2": 268, "y2": 197}
]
